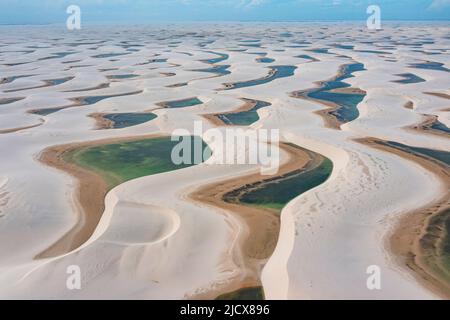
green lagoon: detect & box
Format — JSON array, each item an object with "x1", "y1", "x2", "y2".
[
  {"x1": 224, "y1": 145, "x2": 333, "y2": 212},
  {"x1": 65, "y1": 136, "x2": 209, "y2": 189},
  {"x1": 217, "y1": 99, "x2": 271, "y2": 126}
]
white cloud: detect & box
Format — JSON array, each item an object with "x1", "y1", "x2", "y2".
[
  {"x1": 236, "y1": 0, "x2": 268, "y2": 9},
  {"x1": 246, "y1": 0, "x2": 267, "y2": 7},
  {"x1": 428, "y1": 0, "x2": 450, "y2": 9}
]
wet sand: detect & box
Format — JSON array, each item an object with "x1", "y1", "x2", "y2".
[
  {"x1": 166, "y1": 82, "x2": 188, "y2": 88},
  {"x1": 64, "y1": 83, "x2": 110, "y2": 92},
  {"x1": 329, "y1": 87, "x2": 366, "y2": 94},
  {"x1": 358, "y1": 137, "x2": 450, "y2": 299},
  {"x1": 156, "y1": 97, "x2": 201, "y2": 109},
  {"x1": 28, "y1": 90, "x2": 143, "y2": 115},
  {"x1": 404, "y1": 101, "x2": 414, "y2": 110},
  {"x1": 160, "y1": 72, "x2": 176, "y2": 77},
  {"x1": 189, "y1": 143, "x2": 318, "y2": 299},
  {"x1": 3, "y1": 83, "x2": 50, "y2": 93},
  {"x1": 409, "y1": 114, "x2": 450, "y2": 138},
  {"x1": 290, "y1": 64, "x2": 366, "y2": 130},
  {"x1": 36, "y1": 134, "x2": 162, "y2": 259},
  {"x1": 89, "y1": 112, "x2": 157, "y2": 130},
  {"x1": 222, "y1": 68, "x2": 277, "y2": 90},
  {"x1": 89, "y1": 113, "x2": 114, "y2": 130},
  {"x1": 69, "y1": 90, "x2": 143, "y2": 107},
  {"x1": 291, "y1": 89, "x2": 342, "y2": 129},
  {"x1": 0, "y1": 97, "x2": 25, "y2": 105},
  {"x1": 202, "y1": 99, "x2": 257, "y2": 126},
  {"x1": 424, "y1": 92, "x2": 450, "y2": 100},
  {"x1": 0, "y1": 120, "x2": 44, "y2": 134}
]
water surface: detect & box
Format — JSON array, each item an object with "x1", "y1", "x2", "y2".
[
  {"x1": 162, "y1": 97, "x2": 203, "y2": 108},
  {"x1": 431, "y1": 121, "x2": 450, "y2": 135},
  {"x1": 193, "y1": 65, "x2": 231, "y2": 76},
  {"x1": 393, "y1": 73, "x2": 425, "y2": 84},
  {"x1": 225, "y1": 65, "x2": 297, "y2": 90},
  {"x1": 224, "y1": 146, "x2": 333, "y2": 211},
  {"x1": 410, "y1": 61, "x2": 450, "y2": 72},
  {"x1": 257, "y1": 57, "x2": 275, "y2": 63},
  {"x1": 217, "y1": 99, "x2": 271, "y2": 126},
  {"x1": 307, "y1": 63, "x2": 366, "y2": 123},
  {"x1": 65, "y1": 136, "x2": 210, "y2": 189},
  {"x1": 104, "y1": 113, "x2": 157, "y2": 129}
]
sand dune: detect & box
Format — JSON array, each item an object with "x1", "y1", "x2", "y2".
[{"x1": 0, "y1": 23, "x2": 449, "y2": 299}]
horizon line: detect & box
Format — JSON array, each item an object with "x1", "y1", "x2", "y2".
[{"x1": 1, "y1": 18, "x2": 449, "y2": 27}]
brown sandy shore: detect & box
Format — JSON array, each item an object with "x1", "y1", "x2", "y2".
[
  {"x1": 189, "y1": 143, "x2": 315, "y2": 299},
  {"x1": 3, "y1": 83, "x2": 50, "y2": 93},
  {"x1": 89, "y1": 113, "x2": 115, "y2": 130},
  {"x1": 38, "y1": 133, "x2": 319, "y2": 300},
  {"x1": 166, "y1": 82, "x2": 188, "y2": 88},
  {"x1": 403, "y1": 101, "x2": 414, "y2": 110},
  {"x1": 330, "y1": 87, "x2": 365, "y2": 94},
  {"x1": 358, "y1": 137, "x2": 450, "y2": 299},
  {"x1": 28, "y1": 90, "x2": 143, "y2": 115},
  {"x1": 2, "y1": 78, "x2": 74, "y2": 94},
  {"x1": 0, "y1": 119, "x2": 44, "y2": 134},
  {"x1": 0, "y1": 97, "x2": 25, "y2": 105},
  {"x1": 69, "y1": 90, "x2": 143, "y2": 108},
  {"x1": 160, "y1": 72, "x2": 176, "y2": 77},
  {"x1": 221, "y1": 68, "x2": 277, "y2": 90},
  {"x1": 403, "y1": 100, "x2": 449, "y2": 138},
  {"x1": 64, "y1": 83, "x2": 110, "y2": 93},
  {"x1": 155, "y1": 97, "x2": 197, "y2": 109},
  {"x1": 36, "y1": 134, "x2": 161, "y2": 259},
  {"x1": 425, "y1": 92, "x2": 450, "y2": 100},
  {"x1": 89, "y1": 111, "x2": 159, "y2": 130},
  {"x1": 291, "y1": 89, "x2": 342, "y2": 129},
  {"x1": 202, "y1": 98, "x2": 258, "y2": 126},
  {"x1": 408, "y1": 114, "x2": 450, "y2": 139}
]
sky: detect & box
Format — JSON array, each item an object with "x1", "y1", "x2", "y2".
[{"x1": 0, "y1": 0, "x2": 449, "y2": 25}]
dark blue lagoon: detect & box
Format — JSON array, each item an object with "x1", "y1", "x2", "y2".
[
  {"x1": 30, "y1": 91, "x2": 142, "y2": 116},
  {"x1": 257, "y1": 57, "x2": 275, "y2": 63},
  {"x1": 193, "y1": 65, "x2": 231, "y2": 76},
  {"x1": 392, "y1": 73, "x2": 426, "y2": 84},
  {"x1": 410, "y1": 61, "x2": 450, "y2": 73},
  {"x1": 201, "y1": 51, "x2": 229, "y2": 64},
  {"x1": 224, "y1": 65, "x2": 297, "y2": 90},
  {"x1": 306, "y1": 63, "x2": 366, "y2": 124},
  {"x1": 385, "y1": 141, "x2": 450, "y2": 166},
  {"x1": 431, "y1": 121, "x2": 450, "y2": 135}
]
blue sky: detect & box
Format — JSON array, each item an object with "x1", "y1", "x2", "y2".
[{"x1": 0, "y1": 0, "x2": 449, "y2": 24}]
